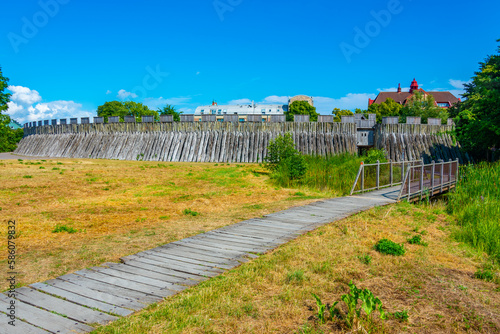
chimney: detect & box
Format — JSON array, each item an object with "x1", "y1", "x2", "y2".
[{"x1": 397, "y1": 83, "x2": 401, "y2": 93}]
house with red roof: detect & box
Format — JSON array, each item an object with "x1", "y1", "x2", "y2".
[{"x1": 368, "y1": 79, "x2": 460, "y2": 108}]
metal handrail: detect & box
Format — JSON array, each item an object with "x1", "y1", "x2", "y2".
[
  {"x1": 350, "y1": 159, "x2": 423, "y2": 195},
  {"x1": 397, "y1": 159, "x2": 459, "y2": 201}
]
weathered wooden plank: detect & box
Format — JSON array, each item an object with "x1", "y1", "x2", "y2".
[
  {"x1": 57, "y1": 273, "x2": 161, "y2": 304},
  {"x1": 30, "y1": 282, "x2": 133, "y2": 316},
  {"x1": 15, "y1": 287, "x2": 118, "y2": 325},
  {"x1": 0, "y1": 293, "x2": 94, "y2": 334},
  {"x1": 0, "y1": 312, "x2": 50, "y2": 334}
]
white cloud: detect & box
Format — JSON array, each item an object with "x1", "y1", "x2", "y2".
[
  {"x1": 106, "y1": 90, "x2": 112, "y2": 95},
  {"x1": 117, "y1": 89, "x2": 138, "y2": 100},
  {"x1": 6, "y1": 85, "x2": 94, "y2": 124},
  {"x1": 313, "y1": 93, "x2": 376, "y2": 114},
  {"x1": 449, "y1": 79, "x2": 471, "y2": 89},
  {"x1": 8, "y1": 85, "x2": 42, "y2": 106},
  {"x1": 227, "y1": 98, "x2": 252, "y2": 105},
  {"x1": 261, "y1": 95, "x2": 289, "y2": 104}
]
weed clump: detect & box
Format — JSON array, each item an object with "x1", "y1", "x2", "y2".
[
  {"x1": 52, "y1": 225, "x2": 77, "y2": 234},
  {"x1": 183, "y1": 208, "x2": 200, "y2": 216},
  {"x1": 374, "y1": 239, "x2": 405, "y2": 256},
  {"x1": 407, "y1": 235, "x2": 428, "y2": 246}
]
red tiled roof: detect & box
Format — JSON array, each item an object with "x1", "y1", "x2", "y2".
[{"x1": 372, "y1": 90, "x2": 459, "y2": 106}]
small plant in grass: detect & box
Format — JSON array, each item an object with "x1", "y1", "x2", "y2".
[
  {"x1": 23, "y1": 175, "x2": 32, "y2": 179},
  {"x1": 358, "y1": 253, "x2": 372, "y2": 265},
  {"x1": 374, "y1": 238, "x2": 405, "y2": 256},
  {"x1": 474, "y1": 269, "x2": 495, "y2": 282},
  {"x1": 286, "y1": 270, "x2": 305, "y2": 283},
  {"x1": 52, "y1": 225, "x2": 77, "y2": 234},
  {"x1": 183, "y1": 208, "x2": 200, "y2": 216},
  {"x1": 312, "y1": 281, "x2": 386, "y2": 329},
  {"x1": 391, "y1": 310, "x2": 409, "y2": 322},
  {"x1": 407, "y1": 235, "x2": 428, "y2": 246}
]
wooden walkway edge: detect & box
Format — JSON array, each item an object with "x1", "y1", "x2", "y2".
[{"x1": 1, "y1": 187, "x2": 400, "y2": 334}]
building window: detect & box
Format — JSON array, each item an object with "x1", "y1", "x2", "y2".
[
  {"x1": 262, "y1": 111, "x2": 266, "y2": 115},
  {"x1": 261, "y1": 109, "x2": 265, "y2": 112},
  {"x1": 239, "y1": 118, "x2": 245, "y2": 122},
  {"x1": 437, "y1": 102, "x2": 450, "y2": 107},
  {"x1": 211, "y1": 110, "x2": 216, "y2": 115}
]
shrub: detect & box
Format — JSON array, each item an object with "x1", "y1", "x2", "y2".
[
  {"x1": 265, "y1": 133, "x2": 307, "y2": 181},
  {"x1": 363, "y1": 149, "x2": 388, "y2": 164},
  {"x1": 392, "y1": 310, "x2": 409, "y2": 322},
  {"x1": 407, "y1": 235, "x2": 428, "y2": 246},
  {"x1": 374, "y1": 239, "x2": 405, "y2": 256}
]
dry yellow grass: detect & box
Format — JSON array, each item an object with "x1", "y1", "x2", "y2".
[
  {"x1": 0, "y1": 158, "x2": 328, "y2": 291},
  {"x1": 92, "y1": 201, "x2": 500, "y2": 334}
]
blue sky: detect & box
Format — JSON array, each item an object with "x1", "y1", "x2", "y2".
[{"x1": 1, "y1": 0, "x2": 499, "y2": 123}]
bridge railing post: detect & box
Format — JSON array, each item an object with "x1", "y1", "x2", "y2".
[
  {"x1": 420, "y1": 162, "x2": 424, "y2": 201},
  {"x1": 389, "y1": 160, "x2": 393, "y2": 187},
  {"x1": 440, "y1": 160, "x2": 444, "y2": 193},
  {"x1": 361, "y1": 163, "x2": 364, "y2": 192},
  {"x1": 431, "y1": 161, "x2": 435, "y2": 194},
  {"x1": 376, "y1": 160, "x2": 380, "y2": 190},
  {"x1": 448, "y1": 159, "x2": 452, "y2": 189}
]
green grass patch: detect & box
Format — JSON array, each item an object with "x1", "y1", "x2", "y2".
[
  {"x1": 374, "y1": 239, "x2": 405, "y2": 256},
  {"x1": 52, "y1": 225, "x2": 77, "y2": 234}
]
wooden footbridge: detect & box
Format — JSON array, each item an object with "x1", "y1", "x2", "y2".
[{"x1": 1, "y1": 160, "x2": 458, "y2": 334}]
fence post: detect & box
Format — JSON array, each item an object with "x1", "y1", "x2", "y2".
[
  {"x1": 389, "y1": 160, "x2": 393, "y2": 187},
  {"x1": 448, "y1": 159, "x2": 452, "y2": 189},
  {"x1": 376, "y1": 160, "x2": 380, "y2": 190},
  {"x1": 440, "y1": 161, "x2": 444, "y2": 193},
  {"x1": 361, "y1": 162, "x2": 364, "y2": 192},
  {"x1": 407, "y1": 165, "x2": 411, "y2": 201},
  {"x1": 431, "y1": 160, "x2": 435, "y2": 194},
  {"x1": 420, "y1": 162, "x2": 424, "y2": 201}
]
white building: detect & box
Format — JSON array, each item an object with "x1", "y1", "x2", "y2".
[{"x1": 194, "y1": 101, "x2": 287, "y2": 118}]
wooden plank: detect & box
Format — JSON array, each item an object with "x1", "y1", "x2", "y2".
[
  {"x1": 0, "y1": 293, "x2": 94, "y2": 334},
  {"x1": 30, "y1": 282, "x2": 133, "y2": 316},
  {"x1": 154, "y1": 245, "x2": 242, "y2": 266},
  {"x1": 89, "y1": 266, "x2": 185, "y2": 291},
  {"x1": 75, "y1": 269, "x2": 173, "y2": 298},
  {"x1": 58, "y1": 273, "x2": 161, "y2": 304},
  {"x1": 0, "y1": 312, "x2": 50, "y2": 334},
  {"x1": 102, "y1": 262, "x2": 195, "y2": 287},
  {"x1": 116, "y1": 259, "x2": 205, "y2": 283},
  {"x1": 147, "y1": 248, "x2": 236, "y2": 270},
  {"x1": 131, "y1": 251, "x2": 225, "y2": 274},
  {"x1": 121, "y1": 254, "x2": 219, "y2": 278},
  {"x1": 15, "y1": 287, "x2": 118, "y2": 325},
  {"x1": 186, "y1": 236, "x2": 264, "y2": 253},
  {"x1": 173, "y1": 239, "x2": 249, "y2": 258},
  {"x1": 44, "y1": 278, "x2": 145, "y2": 310}
]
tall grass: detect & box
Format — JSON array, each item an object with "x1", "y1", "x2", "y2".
[
  {"x1": 270, "y1": 154, "x2": 363, "y2": 195},
  {"x1": 448, "y1": 161, "x2": 500, "y2": 262}
]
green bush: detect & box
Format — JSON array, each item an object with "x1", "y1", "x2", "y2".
[
  {"x1": 374, "y1": 239, "x2": 405, "y2": 256},
  {"x1": 474, "y1": 269, "x2": 495, "y2": 282},
  {"x1": 265, "y1": 133, "x2": 307, "y2": 181},
  {"x1": 363, "y1": 149, "x2": 388, "y2": 164}
]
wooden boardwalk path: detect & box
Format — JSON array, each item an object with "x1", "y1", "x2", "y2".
[{"x1": 2, "y1": 187, "x2": 401, "y2": 334}]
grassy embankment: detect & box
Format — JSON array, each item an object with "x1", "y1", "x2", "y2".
[
  {"x1": 89, "y1": 159, "x2": 500, "y2": 333},
  {"x1": 0, "y1": 158, "x2": 337, "y2": 291}
]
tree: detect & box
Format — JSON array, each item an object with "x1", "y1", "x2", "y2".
[
  {"x1": 97, "y1": 101, "x2": 159, "y2": 122},
  {"x1": 332, "y1": 108, "x2": 354, "y2": 122},
  {"x1": 0, "y1": 67, "x2": 24, "y2": 152},
  {"x1": 400, "y1": 92, "x2": 448, "y2": 124},
  {"x1": 450, "y1": 40, "x2": 500, "y2": 160},
  {"x1": 158, "y1": 104, "x2": 182, "y2": 122},
  {"x1": 286, "y1": 100, "x2": 319, "y2": 122},
  {"x1": 367, "y1": 98, "x2": 402, "y2": 123}
]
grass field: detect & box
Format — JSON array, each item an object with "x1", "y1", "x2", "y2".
[
  {"x1": 91, "y1": 200, "x2": 500, "y2": 333},
  {"x1": 0, "y1": 158, "x2": 331, "y2": 291}
]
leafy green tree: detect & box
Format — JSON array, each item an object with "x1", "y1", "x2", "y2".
[
  {"x1": 286, "y1": 100, "x2": 319, "y2": 122},
  {"x1": 0, "y1": 67, "x2": 24, "y2": 152},
  {"x1": 450, "y1": 41, "x2": 500, "y2": 160},
  {"x1": 265, "y1": 133, "x2": 307, "y2": 180},
  {"x1": 158, "y1": 104, "x2": 182, "y2": 122},
  {"x1": 400, "y1": 92, "x2": 448, "y2": 124},
  {"x1": 368, "y1": 98, "x2": 402, "y2": 123},
  {"x1": 332, "y1": 108, "x2": 354, "y2": 122},
  {"x1": 97, "y1": 101, "x2": 159, "y2": 122}
]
